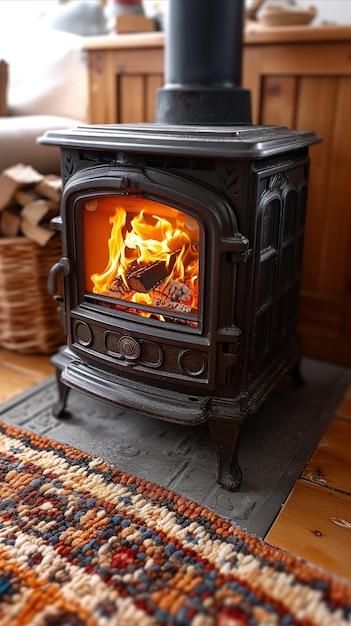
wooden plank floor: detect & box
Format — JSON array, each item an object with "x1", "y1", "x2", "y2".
[
  {"x1": 1, "y1": 347, "x2": 350, "y2": 584},
  {"x1": 266, "y1": 391, "x2": 351, "y2": 583},
  {"x1": 0, "y1": 348, "x2": 55, "y2": 403}
]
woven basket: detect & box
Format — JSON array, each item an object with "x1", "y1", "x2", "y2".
[{"x1": 0, "y1": 235, "x2": 66, "y2": 354}]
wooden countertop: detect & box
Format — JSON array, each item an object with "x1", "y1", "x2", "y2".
[{"x1": 82, "y1": 24, "x2": 351, "y2": 51}]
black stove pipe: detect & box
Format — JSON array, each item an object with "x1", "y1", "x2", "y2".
[{"x1": 156, "y1": 0, "x2": 252, "y2": 126}]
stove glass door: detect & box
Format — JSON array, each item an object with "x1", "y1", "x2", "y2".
[{"x1": 82, "y1": 194, "x2": 200, "y2": 327}]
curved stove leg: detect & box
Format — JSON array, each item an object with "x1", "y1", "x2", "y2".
[
  {"x1": 52, "y1": 369, "x2": 71, "y2": 418},
  {"x1": 208, "y1": 416, "x2": 242, "y2": 491}
]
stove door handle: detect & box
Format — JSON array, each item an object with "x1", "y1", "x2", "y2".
[{"x1": 47, "y1": 257, "x2": 71, "y2": 296}]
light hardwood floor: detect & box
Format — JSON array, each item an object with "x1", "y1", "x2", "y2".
[
  {"x1": 266, "y1": 393, "x2": 351, "y2": 583},
  {"x1": 1, "y1": 347, "x2": 350, "y2": 584}
]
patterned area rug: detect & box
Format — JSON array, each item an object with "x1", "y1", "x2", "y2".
[{"x1": 0, "y1": 421, "x2": 350, "y2": 626}]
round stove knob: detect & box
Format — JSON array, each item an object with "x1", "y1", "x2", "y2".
[{"x1": 118, "y1": 336, "x2": 141, "y2": 361}]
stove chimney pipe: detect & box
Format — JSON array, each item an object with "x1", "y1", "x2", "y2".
[{"x1": 156, "y1": 0, "x2": 252, "y2": 126}]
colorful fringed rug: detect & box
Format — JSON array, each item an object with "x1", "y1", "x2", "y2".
[{"x1": 0, "y1": 421, "x2": 350, "y2": 626}]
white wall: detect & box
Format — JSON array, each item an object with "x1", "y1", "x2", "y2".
[
  {"x1": 245, "y1": 0, "x2": 351, "y2": 25},
  {"x1": 297, "y1": 0, "x2": 351, "y2": 25},
  {"x1": 1, "y1": 0, "x2": 351, "y2": 32},
  {"x1": 153, "y1": 1, "x2": 351, "y2": 26}
]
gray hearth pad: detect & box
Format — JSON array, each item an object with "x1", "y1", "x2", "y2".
[{"x1": 1, "y1": 357, "x2": 350, "y2": 538}]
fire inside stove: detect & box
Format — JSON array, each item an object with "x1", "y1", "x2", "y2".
[{"x1": 82, "y1": 195, "x2": 200, "y2": 327}]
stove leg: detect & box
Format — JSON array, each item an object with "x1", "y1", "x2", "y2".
[
  {"x1": 208, "y1": 417, "x2": 242, "y2": 491},
  {"x1": 52, "y1": 369, "x2": 71, "y2": 418}
]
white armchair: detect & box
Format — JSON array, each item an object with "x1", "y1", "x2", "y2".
[{"x1": 0, "y1": 25, "x2": 89, "y2": 174}]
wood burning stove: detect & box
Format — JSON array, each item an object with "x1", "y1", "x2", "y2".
[{"x1": 41, "y1": 0, "x2": 319, "y2": 491}]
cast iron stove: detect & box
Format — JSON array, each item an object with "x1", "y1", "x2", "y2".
[{"x1": 41, "y1": 0, "x2": 320, "y2": 491}]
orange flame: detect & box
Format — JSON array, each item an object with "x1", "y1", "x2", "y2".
[{"x1": 86, "y1": 197, "x2": 199, "y2": 321}]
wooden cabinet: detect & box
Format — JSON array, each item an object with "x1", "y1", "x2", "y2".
[
  {"x1": 83, "y1": 26, "x2": 351, "y2": 366},
  {"x1": 84, "y1": 33, "x2": 165, "y2": 125}
]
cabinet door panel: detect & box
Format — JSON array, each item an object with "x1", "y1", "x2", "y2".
[
  {"x1": 297, "y1": 77, "x2": 351, "y2": 361},
  {"x1": 87, "y1": 51, "x2": 118, "y2": 125},
  {"x1": 295, "y1": 77, "x2": 339, "y2": 293},
  {"x1": 119, "y1": 74, "x2": 144, "y2": 123},
  {"x1": 318, "y1": 77, "x2": 351, "y2": 296},
  {"x1": 260, "y1": 76, "x2": 297, "y2": 128}
]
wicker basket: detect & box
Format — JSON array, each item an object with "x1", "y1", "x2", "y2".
[{"x1": 0, "y1": 235, "x2": 66, "y2": 354}]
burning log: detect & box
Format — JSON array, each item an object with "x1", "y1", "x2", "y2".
[
  {"x1": 107, "y1": 253, "x2": 180, "y2": 296},
  {"x1": 106, "y1": 276, "x2": 191, "y2": 305},
  {"x1": 153, "y1": 299, "x2": 192, "y2": 314},
  {"x1": 152, "y1": 281, "x2": 192, "y2": 313},
  {"x1": 127, "y1": 253, "x2": 177, "y2": 293},
  {"x1": 107, "y1": 276, "x2": 131, "y2": 298},
  {"x1": 105, "y1": 269, "x2": 192, "y2": 314},
  {"x1": 158, "y1": 280, "x2": 191, "y2": 302}
]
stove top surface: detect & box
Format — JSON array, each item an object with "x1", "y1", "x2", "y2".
[{"x1": 40, "y1": 123, "x2": 320, "y2": 158}]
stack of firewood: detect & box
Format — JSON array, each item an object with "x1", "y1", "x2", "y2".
[{"x1": 0, "y1": 163, "x2": 62, "y2": 246}]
